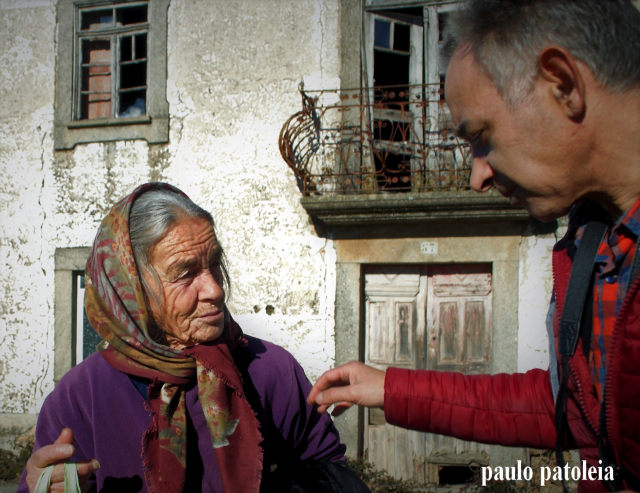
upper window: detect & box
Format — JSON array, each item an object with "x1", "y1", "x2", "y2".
[
  {"x1": 55, "y1": 0, "x2": 169, "y2": 150},
  {"x1": 77, "y1": 3, "x2": 149, "y2": 121},
  {"x1": 364, "y1": 5, "x2": 454, "y2": 101}
]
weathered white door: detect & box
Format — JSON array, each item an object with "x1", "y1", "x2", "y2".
[{"x1": 364, "y1": 264, "x2": 492, "y2": 482}]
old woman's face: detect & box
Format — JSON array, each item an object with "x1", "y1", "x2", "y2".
[{"x1": 145, "y1": 217, "x2": 226, "y2": 349}]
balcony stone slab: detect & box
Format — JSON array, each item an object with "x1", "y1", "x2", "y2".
[{"x1": 300, "y1": 189, "x2": 529, "y2": 226}]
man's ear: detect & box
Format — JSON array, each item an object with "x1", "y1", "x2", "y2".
[{"x1": 538, "y1": 46, "x2": 586, "y2": 121}]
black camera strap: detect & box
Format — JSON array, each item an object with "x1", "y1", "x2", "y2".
[{"x1": 554, "y1": 220, "x2": 609, "y2": 491}]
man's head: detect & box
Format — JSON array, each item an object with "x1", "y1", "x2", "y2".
[{"x1": 443, "y1": 0, "x2": 640, "y2": 221}]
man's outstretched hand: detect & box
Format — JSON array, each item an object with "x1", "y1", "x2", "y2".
[{"x1": 307, "y1": 361, "x2": 386, "y2": 416}]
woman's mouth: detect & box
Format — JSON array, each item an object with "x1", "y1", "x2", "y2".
[{"x1": 196, "y1": 310, "x2": 224, "y2": 323}]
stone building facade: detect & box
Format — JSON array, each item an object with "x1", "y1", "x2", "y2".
[{"x1": 1, "y1": 0, "x2": 616, "y2": 483}]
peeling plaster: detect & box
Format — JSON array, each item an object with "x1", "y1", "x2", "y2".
[
  {"x1": 0, "y1": 0, "x2": 56, "y2": 413},
  {"x1": 517, "y1": 232, "x2": 556, "y2": 373}
]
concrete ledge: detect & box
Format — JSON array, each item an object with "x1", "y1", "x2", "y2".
[
  {"x1": 54, "y1": 247, "x2": 91, "y2": 271},
  {"x1": 0, "y1": 413, "x2": 37, "y2": 451},
  {"x1": 300, "y1": 190, "x2": 529, "y2": 226}
]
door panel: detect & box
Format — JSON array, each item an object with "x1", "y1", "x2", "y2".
[
  {"x1": 427, "y1": 265, "x2": 492, "y2": 374},
  {"x1": 368, "y1": 302, "x2": 389, "y2": 362},
  {"x1": 395, "y1": 302, "x2": 414, "y2": 362},
  {"x1": 364, "y1": 264, "x2": 492, "y2": 482}
]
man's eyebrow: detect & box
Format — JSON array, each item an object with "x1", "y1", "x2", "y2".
[{"x1": 455, "y1": 119, "x2": 486, "y2": 141}]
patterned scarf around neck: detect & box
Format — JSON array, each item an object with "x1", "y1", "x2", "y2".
[{"x1": 84, "y1": 182, "x2": 262, "y2": 493}]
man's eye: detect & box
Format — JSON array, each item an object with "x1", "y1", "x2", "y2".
[
  {"x1": 471, "y1": 131, "x2": 485, "y2": 146},
  {"x1": 472, "y1": 143, "x2": 491, "y2": 159},
  {"x1": 470, "y1": 133, "x2": 490, "y2": 158}
]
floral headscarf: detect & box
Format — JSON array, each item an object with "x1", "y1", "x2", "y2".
[{"x1": 84, "y1": 182, "x2": 262, "y2": 493}]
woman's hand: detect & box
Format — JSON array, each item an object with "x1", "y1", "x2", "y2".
[
  {"x1": 307, "y1": 361, "x2": 386, "y2": 416},
  {"x1": 25, "y1": 428, "x2": 100, "y2": 493}
]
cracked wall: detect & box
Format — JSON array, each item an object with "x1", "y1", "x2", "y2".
[
  {"x1": 517, "y1": 231, "x2": 557, "y2": 373},
  {"x1": 0, "y1": 0, "x2": 340, "y2": 420},
  {"x1": 0, "y1": 0, "x2": 57, "y2": 414}
]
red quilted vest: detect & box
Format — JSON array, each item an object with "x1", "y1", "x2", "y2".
[{"x1": 553, "y1": 225, "x2": 640, "y2": 490}]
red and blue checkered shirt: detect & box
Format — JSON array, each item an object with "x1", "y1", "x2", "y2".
[{"x1": 575, "y1": 198, "x2": 640, "y2": 402}]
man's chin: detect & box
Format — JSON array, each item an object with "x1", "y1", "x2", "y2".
[{"x1": 523, "y1": 201, "x2": 567, "y2": 223}]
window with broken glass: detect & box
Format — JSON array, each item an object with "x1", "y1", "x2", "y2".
[
  {"x1": 76, "y1": 3, "x2": 149, "y2": 120},
  {"x1": 363, "y1": 3, "x2": 462, "y2": 188},
  {"x1": 54, "y1": 0, "x2": 169, "y2": 149},
  {"x1": 278, "y1": 1, "x2": 473, "y2": 195}
]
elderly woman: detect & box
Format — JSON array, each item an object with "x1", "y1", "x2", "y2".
[{"x1": 18, "y1": 183, "x2": 364, "y2": 493}]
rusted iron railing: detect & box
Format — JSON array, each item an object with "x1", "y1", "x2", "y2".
[{"x1": 279, "y1": 83, "x2": 472, "y2": 195}]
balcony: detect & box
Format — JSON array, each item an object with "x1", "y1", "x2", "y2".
[{"x1": 279, "y1": 83, "x2": 527, "y2": 226}]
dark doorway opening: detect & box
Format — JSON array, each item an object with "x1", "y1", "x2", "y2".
[{"x1": 438, "y1": 465, "x2": 479, "y2": 486}]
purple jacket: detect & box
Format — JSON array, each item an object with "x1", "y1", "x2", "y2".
[{"x1": 18, "y1": 336, "x2": 345, "y2": 492}]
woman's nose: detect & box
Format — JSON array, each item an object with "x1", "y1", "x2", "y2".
[
  {"x1": 469, "y1": 155, "x2": 495, "y2": 193},
  {"x1": 198, "y1": 270, "x2": 224, "y2": 302}
]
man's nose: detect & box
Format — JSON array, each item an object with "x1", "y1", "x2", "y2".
[{"x1": 469, "y1": 155, "x2": 495, "y2": 193}]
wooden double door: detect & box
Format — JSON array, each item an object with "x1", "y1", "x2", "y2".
[{"x1": 364, "y1": 264, "x2": 492, "y2": 482}]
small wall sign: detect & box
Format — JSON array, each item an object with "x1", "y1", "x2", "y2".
[{"x1": 420, "y1": 242, "x2": 438, "y2": 255}]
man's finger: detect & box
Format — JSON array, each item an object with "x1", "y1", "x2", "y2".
[
  {"x1": 307, "y1": 366, "x2": 352, "y2": 405},
  {"x1": 314, "y1": 384, "x2": 357, "y2": 409}
]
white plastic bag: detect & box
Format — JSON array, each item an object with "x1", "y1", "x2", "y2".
[{"x1": 33, "y1": 463, "x2": 81, "y2": 493}]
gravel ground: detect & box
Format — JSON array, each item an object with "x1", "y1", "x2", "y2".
[{"x1": 0, "y1": 481, "x2": 18, "y2": 493}]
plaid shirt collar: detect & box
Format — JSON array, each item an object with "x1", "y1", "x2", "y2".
[{"x1": 575, "y1": 198, "x2": 640, "y2": 275}]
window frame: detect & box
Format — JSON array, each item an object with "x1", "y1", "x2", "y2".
[
  {"x1": 54, "y1": 247, "x2": 91, "y2": 382},
  {"x1": 54, "y1": 0, "x2": 169, "y2": 150},
  {"x1": 74, "y1": 2, "x2": 151, "y2": 121},
  {"x1": 71, "y1": 271, "x2": 104, "y2": 366}
]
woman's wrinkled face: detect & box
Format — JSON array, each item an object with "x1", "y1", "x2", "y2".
[{"x1": 145, "y1": 217, "x2": 226, "y2": 349}]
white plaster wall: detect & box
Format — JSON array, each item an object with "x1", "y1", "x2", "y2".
[
  {"x1": 517, "y1": 232, "x2": 556, "y2": 373},
  {"x1": 0, "y1": 0, "x2": 341, "y2": 415},
  {"x1": 0, "y1": 0, "x2": 57, "y2": 413},
  {"x1": 163, "y1": 0, "x2": 341, "y2": 378}
]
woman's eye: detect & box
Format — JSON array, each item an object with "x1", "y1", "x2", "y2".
[{"x1": 176, "y1": 270, "x2": 195, "y2": 281}]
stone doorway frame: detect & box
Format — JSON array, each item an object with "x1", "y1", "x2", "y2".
[{"x1": 330, "y1": 232, "x2": 523, "y2": 470}]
